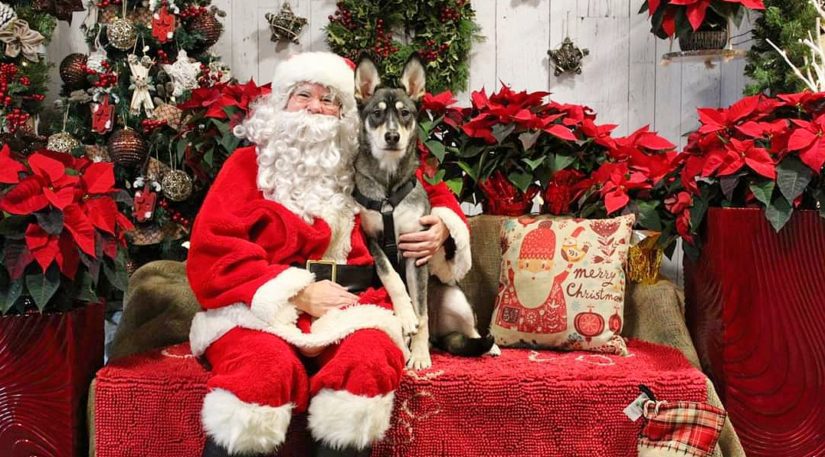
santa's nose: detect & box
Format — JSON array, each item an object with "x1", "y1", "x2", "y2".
[{"x1": 307, "y1": 99, "x2": 324, "y2": 114}]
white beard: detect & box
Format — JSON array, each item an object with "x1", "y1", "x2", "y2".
[{"x1": 254, "y1": 109, "x2": 359, "y2": 261}]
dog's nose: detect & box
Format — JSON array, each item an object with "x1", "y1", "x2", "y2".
[{"x1": 385, "y1": 131, "x2": 400, "y2": 145}]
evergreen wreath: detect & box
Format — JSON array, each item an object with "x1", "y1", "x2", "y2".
[{"x1": 325, "y1": 0, "x2": 480, "y2": 93}]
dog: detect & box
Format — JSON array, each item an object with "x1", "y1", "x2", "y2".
[{"x1": 352, "y1": 56, "x2": 498, "y2": 370}]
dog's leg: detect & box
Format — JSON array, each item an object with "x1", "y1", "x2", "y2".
[
  {"x1": 367, "y1": 239, "x2": 418, "y2": 335},
  {"x1": 430, "y1": 283, "x2": 501, "y2": 357},
  {"x1": 406, "y1": 259, "x2": 431, "y2": 370}
]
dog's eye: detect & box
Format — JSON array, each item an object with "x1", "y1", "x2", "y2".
[
  {"x1": 399, "y1": 109, "x2": 411, "y2": 117},
  {"x1": 371, "y1": 110, "x2": 382, "y2": 118}
]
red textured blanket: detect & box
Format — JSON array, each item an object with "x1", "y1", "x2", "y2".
[{"x1": 94, "y1": 340, "x2": 707, "y2": 457}]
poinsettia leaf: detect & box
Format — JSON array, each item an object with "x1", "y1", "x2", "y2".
[
  {"x1": 508, "y1": 171, "x2": 534, "y2": 193},
  {"x1": 551, "y1": 154, "x2": 576, "y2": 172},
  {"x1": 545, "y1": 124, "x2": 577, "y2": 141},
  {"x1": 456, "y1": 161, "x2": 478, "y2": 181},
  {"x1": 0, "y1": 275, "x2": 23, "y2": 314},
  {"x1": 422, "y1": 169, "x2": 446, "y2": 186},
  {"x1": 636, "y1": 200, "x2": 663, "y2": 231},
  {"x1": 519, "y1": 131, "x2": 541, "y2": 151},
  {"x1": 637, "y1": 133, "x2": 675, "y2": 150},
  {"x1": 749, "y1": 180, "x2": 775, "y2": 208},
  {"x1": 727, "y1": 95, "x2": 761, "y2": 123},
  {"x1": 425, "y1": 140, "x2": 446, "y2": 162},
  {"x1": 690, "y1": 188, "x2": 710, "y2": 231},
  {"x1": 220, "y1": 132, "x2": 241, "y2": 152},
  {"x1": 82, "y1": 162, "x2": 115, "y2": 195},
  {"x1": 445, "y1": 178, "x2": 463, "y2": 196},
  {"x1": 719, "y1": 175, "x2": 740, "y2": 202},
  {"x1": 765, "y1": 193, "x2": 793, "y2": 232},
  {"x1": 492, "y1": 124, "x2": 516, "y2": 144},
  {"x1": 79, "y1": 252, "x2": 101, "y2": 285},
  {"x1": 0, "y1": 215, "x2": 27, "y2": 239},
  {"x1": 521, "y1": 156, "x2": 545, "y2": 171},
  {"x1": 3, "y1": 242, "x2": 33, "y2": 280},
  {"x1": 776, "y1": 157, "x2": 813, "y2": 203},
  {"x1": 25, "y1": 263, "x2": 60, "y2": 312},
  {"x1": 36, "y1": 208, "x2": 64, "y2": 235},
  {"x1": 786, "y1": 128, "x2": 817, "y2": 151},
  {"x1": 0, "y1": 178, "x2": 49, "y2": 215},
  {"x1": 75, "y1": 270, "x2": 98, "y2": 303}
]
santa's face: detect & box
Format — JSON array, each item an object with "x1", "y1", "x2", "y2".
[{"x1": 286, "y1": 83, "x2": 341, "y2": 117}]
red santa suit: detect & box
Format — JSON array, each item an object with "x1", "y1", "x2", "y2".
[{"x1": 186, "y1": 52, "x2": 471, "y2": 456}]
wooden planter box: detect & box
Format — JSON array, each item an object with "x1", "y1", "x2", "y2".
[
  {"x1": 684, "y1": 207, "x2": 825, "y2": 457},
  {"x1": 0, "y1": 302, "x2": 105, "y2": 457}
]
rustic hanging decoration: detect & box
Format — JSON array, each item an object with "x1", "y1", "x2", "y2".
[
  {"x1": 547, "y1": 37, "x2": 589, "y2": 76},
  {"x1": 266, "y1": 3, "x2": 307, "y2": 45},
  {"x1": 107, "y1": 17, "x2": 137, "y2": 50}
]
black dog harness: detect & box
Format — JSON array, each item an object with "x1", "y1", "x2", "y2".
[{"x1": 353, "y1": 178, "x2": 417, "y2": 278}]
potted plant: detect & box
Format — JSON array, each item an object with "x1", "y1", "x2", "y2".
[
  {"x1": 640, "y1": 0, "x2": 765, "y2": 50},
  {"x1": 0, "y1": 144, "x2": 133, "y2": 455},
  {"x1": 420, "y1": 88, "x2": 681, "y2": 281},
  {"x1": 677, "y1": 92, "x2": 825, "y2": 457}
]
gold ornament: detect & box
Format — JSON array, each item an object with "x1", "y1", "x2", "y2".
[
  {"x1": 627, "y1": 231, "x2": 664, "y2": 285},
  {"x1": 59, "y1": 53, "x2": 89, "y2": 90},
  {"x1": 108, "y1": 128, "x2": 147, "y2": 167},
  {"x1": 47, "y1": 131, "x2": 80, "y2": 153},
  {"x1": 107, "y1": 18, "x2": 137, "y2": 51},
  {"x1": 161, "y1": 169, "x2": 193, "y2": 201},
  {"x1": 84, "y1": 144, "x2": 111, "y2": 163},
  {"x1": 266, "y1": 3, "x2": 307, "y2": 45}
]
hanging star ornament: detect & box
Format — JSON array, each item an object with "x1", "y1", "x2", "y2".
[
  {"x1": 266, "y1": 3, "x2": 307, "y2": 45},
  {"x1": 547, "y1": 37, "x2": 589, "y2": 77},
  {"x1": 162, "y1": 49, "x2": 201, "y2": 99}
]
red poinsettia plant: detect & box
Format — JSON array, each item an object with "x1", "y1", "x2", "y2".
[
  {"x1": 0, "y1": 145, "x2": 134, "y2": 314},
  {"x1": 675, "y1": 92, "x2": 825, "y2": 255},
  {"x1": 420, "y1": 86, "x2": 683, "y2": 253},
  {"x1": 176, "y1": 79, "x2": 271, "y2": 183},
  {"x1": 640, "y1": 0, "x2": 764, "y2": 40}
]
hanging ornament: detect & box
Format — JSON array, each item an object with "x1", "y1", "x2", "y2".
[
  {"x1": 208, "y1": 60, "x2": 232, "y2": 83},
  {"x1": 0, "y1": 2, "x2": 17, "y2": 31},
  {"x1": 86, "y1": 48, "x2": 109, "y2": 73},
  {"x1": 266, "y1": 3, "x2": 307, "y2": 45},
  {"x1": 161, "y1": 49, "x2": 200, "y2": 99},
  {"x1": 153, "y1": 103, "x2": 182, "y2": 130},
  {"x1": 0, "y1": 19, "x2": 46, "y2": 62},
  {"x1": 608, "y1": 308, "x2": 622, "y2": 334},
  {"x1": 188, "y1": 9, "x2": 222, "y2": 50},
  {"x1": 107, "y1": 18, "x2": 137, "y2": 51},
  {"x1": 91, "y1": 93, "x2": 115, "y2": 134},
  {"x1": 59, "y1": 53, "x2": 89, "y2": 90},
  {"x1": 84, "y1": 144, "x2": 111, "y2": 163},
  {"x1": 108, "y1": 128, "x2": 148, "y2": 168},
  {"x1": 151, "y1": 5, "x2": 176, "y2": 43},
  {"x1": 133, "y1": 182, "x2": 158, "y2": 222},
  {"x1": 573, "y1": 307, "x2": 605, "y2": 343},
  {"x1": 128, "y1": 54, "x2": 155, "y2": 117},
  {"x1": 47, "y1": 131, "x2": 80, "y2": 153},
  {"x1": 161, "y1": 169, "x2": 193, "y2": 202},
  {"x1": 31, "y1": 0, "x2": 85, "y2": 22},
  {"x1": 547, "y1": 37, "x2": 589, "y2": 77}
]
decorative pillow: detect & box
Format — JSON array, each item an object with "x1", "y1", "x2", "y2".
[{"x1": 490, "y1": 214, "x2": 634, "y2": 355}]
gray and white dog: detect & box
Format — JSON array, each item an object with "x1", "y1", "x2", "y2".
[{"x1": 353, "y1": 56, "x2": 498, "y2": 370}]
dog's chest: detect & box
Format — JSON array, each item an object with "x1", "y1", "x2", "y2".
[{"x1": 360, "y1": 188, "x2": 427, "y2": 240}]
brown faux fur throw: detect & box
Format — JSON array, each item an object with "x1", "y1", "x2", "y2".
[{"x1": 109, "y1": 260, "x2": 200, "y2": 361}]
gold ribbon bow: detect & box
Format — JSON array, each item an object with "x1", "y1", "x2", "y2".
[{"x1": 0, "y1": 19, "x2": 46, "y2": 62}]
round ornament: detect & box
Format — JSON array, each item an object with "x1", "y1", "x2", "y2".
[
  {"x1": 107, "y1": 18, "x2": 137, "y2": 51},
  {"x1": 608, "y1": 309, "x2": 622, "y2": 333},
  {"x1": 107, "y1": 128, "x2": 147, "y2": 167},
  {"x1": 0, "y1": 2, "x2": 17, "y2": 31},
  {"x1": 161, "y1": 169, "x2": 193, "y2": 201},
  {"x1": 574, "y1": 308, "x2": 605, "y2": 342},
  {"x1": 47, "y1": 132, "x2": 80, "y2": 153},
  {"x1": 84, "y1": 144, "x2": 111, "y2": 163},
  {"x1": 59, "y1": 53, "x2": 89, "y2": 90},
  {"x1": 188, "y1": 12, "x2": 222, "y2": 50}
]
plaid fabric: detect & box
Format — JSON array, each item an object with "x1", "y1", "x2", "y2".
[{"x1": 638, "y1": 400, "x2": 726, "y2": 457}]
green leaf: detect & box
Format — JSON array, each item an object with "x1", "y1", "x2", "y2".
[
  {"x1": 76, "y1": 271, "x2": 98, "y2": 303},
  {"x1": 0, "y1": 216, "x2": 27, "y2": 239},
  {"x1": 423, "y1": 169, "x2": 446, "y2": 186},
  {"x1": 221, "y1": 132, "x2": 241, "y2": 153},
  {"x1": 492, "y1": 124, "x2": 515, "y2": 144},
  {"x1": 508, "y1": 171, "x2": 533, "y2": 193},
  {"x1": 103, "y1": 250, "x2": 129, "y2": 292},
  {"x1": 425, "y1": 140, "x2": 447, "y2": 162},
  {"x1": 636, "y1": 201, "x2": 663, "y2": 231},
  {"x1": 519, "y1": 131, "x2": 541, "y2": 151},
  {"x1": 445, "y1": 177, "x2": 463, "y2": 196},
  {"x1": 25, "y1": 264, "x2": 60, "y2": 312},
  {"x1": 456, "y1": 160, "x2": 478, "y2": 181},
  {"x1": 690, "y1": 188, "x2": 710, "y2": 231},
  {"x1": 176, "y1": 140, "x2": 187, "y2": 164},
  {"x1": 550, "y1": 154, "x2": 576, "y2": 172},
  {"x1": 521, "y1": 156, "x2": 545, "y2": 171},
  {"x1": 0, "y1": 268, "x2": 23, "y2": 314},
  {"x1": 765, "y1": 193, "x2": 793, "y2": 232},
  {"x1": 749, "y1": 179, "x2": 775, "y2": 208},
  {"x1": 204, "y1": 148, "x2": 214, "y2": 168},
  {"x1": 36, "y1": 209, "x2": 64, "y2": 236},
  {"x1": 777, "y1": 157, "x2": 812, "y2": 203},
  {"x1": 719, "y1": 175, "x2": 740, "y2": 202}
]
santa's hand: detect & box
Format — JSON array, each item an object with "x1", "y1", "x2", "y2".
[
  {"x1": 292, "y1": 280, "x2": 359, "y2": 318},
  {"x1": 398, "y1": 214, "x2": 449, "y2": 267}
]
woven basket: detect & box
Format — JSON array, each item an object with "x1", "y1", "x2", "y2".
[{"x1": 679, "y1": 30, "x2": 727, "y2": 51}]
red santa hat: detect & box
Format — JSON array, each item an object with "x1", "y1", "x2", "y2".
[{"x1": 271, "y1": 52, "x2": 356, "y2": 113}]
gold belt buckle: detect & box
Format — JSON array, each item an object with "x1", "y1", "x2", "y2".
[{"x1": 306, "y1": 258, "x2": 337, "y2": 283}]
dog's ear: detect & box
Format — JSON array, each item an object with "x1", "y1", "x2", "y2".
[
  {"x1": 400, "y1": 55, "x2": 426, "y2": 102},
  {"x1": 355, "y1": 57, "x2": 381, "y2": 102}
]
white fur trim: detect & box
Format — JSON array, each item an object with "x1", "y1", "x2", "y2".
[
  {"x1": 201, "y1": 388, "x2": 292, "y2": 455},
  {"x1": 272, "y1": 52, "x2": 355, "y2": 112},
  {"x1": 429, "y1": 206, "x2": 472, "y2": 283},
  {"x1": 189, "y1": 303, "x2": 409, "y2": 359},
  {"x1": 308, "y1": 389, "x2": 395, "y2": 451},
  {"x1": 250, "y1": 267, "x2": 315, "y2": 325}
]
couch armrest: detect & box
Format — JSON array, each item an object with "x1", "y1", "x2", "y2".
[{"x1": 622, "y1": 279, "x2": 701, "y2": 368}]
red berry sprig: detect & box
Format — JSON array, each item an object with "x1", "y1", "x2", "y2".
[
  {"x1": 179, "y1": 5, "x2": 208, "y2": 19},
  {"x1": 4, "y1": 108, "x2": 30, "y2": 133},
  {"x1": 329, "y1": 2, "x2": 355, "y2": 29},
  {"x1": 372, "y1": 19, "x2": 397, "y2": 59},
  {"x1": 439, "y1": 6, "x2": 460, "y2": 23},
  {"x1": 158, "y1": 199, "x2": 192, "y2": 227},
  {"x1": 141, "y1": 119, "x2": 168, "y2": 134}
]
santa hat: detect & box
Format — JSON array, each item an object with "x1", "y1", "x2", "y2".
[{"x1": 271, "y1": 52, "x2": 356, "y2": 113}]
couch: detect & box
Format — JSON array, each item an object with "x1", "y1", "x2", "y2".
[{"x1": 90, "y1": 215, "x2": 745, "y2": 457}]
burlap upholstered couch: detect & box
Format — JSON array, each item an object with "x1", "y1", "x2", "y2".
[{"x1": 90, "y1": 215, "x2": 745, "y2": 457}]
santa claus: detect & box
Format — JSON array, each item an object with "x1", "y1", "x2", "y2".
[{"x1": 187, "y1": 52, "x2": 471, "y2": 457}]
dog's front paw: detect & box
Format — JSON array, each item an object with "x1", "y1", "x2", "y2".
[
  {"x1": 487, "y1": 343, "x2": 502, "y2": 357},
  {"x1": 396, "y1": 305, "x2": 419, "y2": 336},
  {"x1": 406, "y1": 348, "x2": 432, "y2": 370}
]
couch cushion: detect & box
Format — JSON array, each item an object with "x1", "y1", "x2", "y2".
[{"x1": 94, "y1": 340, "x2": 708, "y2": 457}]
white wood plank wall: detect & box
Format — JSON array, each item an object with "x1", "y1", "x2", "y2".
[{"x1": 45, "y1": 1, "x2": 758, "y2": 284}]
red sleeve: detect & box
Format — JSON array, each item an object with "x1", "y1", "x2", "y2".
[{"x1": 416, "y1": 167, "x2": 468, "y2": 227}]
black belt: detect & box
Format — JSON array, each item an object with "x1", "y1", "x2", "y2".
[{"x1": 300, "y1": 259, "x2": 379, "y2": 293}]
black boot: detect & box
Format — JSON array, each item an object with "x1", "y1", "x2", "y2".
[
  {"x1": 202, "y1": 436, "x2": 233, "y2": 457},
  {"x1": 314, "y1": 441, "x2": 372, "y2": 457}
]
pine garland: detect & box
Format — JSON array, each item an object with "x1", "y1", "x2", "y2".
[
  {"x1": 325, "y1": 0, "x2": 480, "y2": 93},
  {"x1": 744, "y1": 0, "x2": 818, "y2": 95}
]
